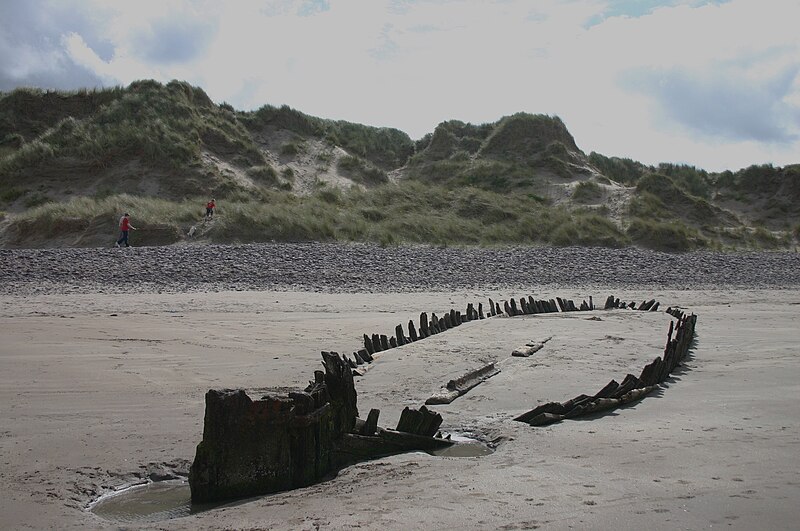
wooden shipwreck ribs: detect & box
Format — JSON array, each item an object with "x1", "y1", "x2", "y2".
[
  {"x1": 514, "y1": 308, "x2": 697, "y2": 426},
  {"x1": 188, "y1": 292, "x2": 697, "y2": 504},
  {"x1": 188, "y1": 351, "x2": 450, "y2": 504}
]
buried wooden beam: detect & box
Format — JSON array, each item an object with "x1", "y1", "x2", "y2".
[
  {"x1": 426, "y1": 363, "x2": 501, "y2": 405},
  {"x1": 511, "y1": 336, "x2": 553, "y2": 357}
]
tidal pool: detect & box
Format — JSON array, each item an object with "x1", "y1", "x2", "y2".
[
  {"x1": 90, "y1": 479, "x2": 217, "y2": 523},
  {"x1": 427, "y1": 434, "x2": 495, "y2": 457}
]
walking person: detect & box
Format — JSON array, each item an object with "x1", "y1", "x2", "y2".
[
  {"x1": 205, "y1": 198, "x2": 216, "y2": 219},
  {"x1": 115, "y1": 213, "x2": 137, "y2": 247}
]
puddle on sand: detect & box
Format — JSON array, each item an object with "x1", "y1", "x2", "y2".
[
  {"x1": 91, "y1": 437, "x2": 493, "y2": 522},
  {"x1": 426, "y1": 434, "x2": 495, "y2": 457},
  {"x1": 90, "y1": 479, "x2": 219, "y2": 523}
]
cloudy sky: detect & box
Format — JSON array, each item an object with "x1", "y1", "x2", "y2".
[{"x1": 1, "y1": 0, "x2": 798, "y2": 171}]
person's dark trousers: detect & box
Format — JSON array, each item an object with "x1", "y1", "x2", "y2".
[{"x1": 117, "y1": 230, "x2": 129, "y2": 247}]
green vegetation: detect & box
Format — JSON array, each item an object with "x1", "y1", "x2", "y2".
[
  {"x1": 1, "y1": 80, "x2": 798, "y2": 251},
  {"x1": 246, "y1": 165, "x2": 279, "y2": 186},
  {"x1": 572, "y1": 181, "x2": 603, "y2": 203},
  {"x1": 7, "y1": 183, "x2": 632, "y2": 248},
  {"x1": 0, "y1": 185, "x2": 26, "y2": 203},
  {"x1": 336, "y1": 155, "x2": 388, "y2": 185},
  {"x1": 241, "y1": 104, "x2": 414, "y2": 169},
  {"x1": 280, "y1": 141, "x2": 302, "y2": 156},
  {"x1": 626, "y1": 218, "x2": 706, "y2": 252},
  {"x1": 0, "y1": 80, "x2": 265, "y2": 175},
  {"x1": 631, "y1": 173, "x2": 730, "y2": 226}
]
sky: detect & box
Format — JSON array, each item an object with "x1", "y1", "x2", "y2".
[{"x1": 1, "y1": 0, "x2": 798, "y2": 172}]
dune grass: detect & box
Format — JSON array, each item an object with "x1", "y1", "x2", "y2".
[{"x1": 9, "y1": 183, "x2": 633, "y2": 248}]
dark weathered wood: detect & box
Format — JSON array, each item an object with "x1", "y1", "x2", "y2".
[
  {"x1": 420, "y1": 312, "x2": 429, "y2": 335},
  {"x1": 380, "y1": 335, "x2": 390, "y2": 351},
  {"x1": 358, "y1": 348, "x2": 372, "y2": 363},
  {"x1": 478, "y1": 303, "x2": 484, "y2": 319},
  {"x1": 593, "y1": 379, "x2": 620, "y2": 399},
  {"x1": 372, "y1": 334, "x2": 382, "y2": 353},
  {"x1": 389, "y1": 336, "x2": 398, "y2": 348},
  {"x1": 363, "y1": 408, "x2": 379, "y2": 436},
  {"x1": 408, "y1": 320, "x2": 418, "y2": 342},
  {"x1": 396, "y1": 406, "x2": 442, "y2": 437},
  {"x1": 514, "y1": 402, "x2": 567, "y2": 423},
  {"x1": 364, "y1": 334, "x2": 375, "y2": 356},
  {"x1": 395, "y1": 324, "x2": 406, "y2": 346}
]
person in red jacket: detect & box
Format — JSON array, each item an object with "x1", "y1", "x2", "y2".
[
  {"x1": 205, "y1": 199, "x2": 216, "y2": 219},
  {"x1": 115, "y1": 213, "x2": 137, "y2": 247}
]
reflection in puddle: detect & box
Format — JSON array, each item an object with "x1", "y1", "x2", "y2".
[
  {"x1": 90, "y1": 479, "x2": 218, "y2": 523},
  {"x1": 427, "y1": 434, "x2": 495, "y2": 457}
]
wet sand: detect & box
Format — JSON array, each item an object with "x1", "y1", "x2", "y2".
[{"x1": 1, "y1": 287, "x2": 798, "y2": 529}]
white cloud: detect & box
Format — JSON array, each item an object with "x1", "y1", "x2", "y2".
[{"x1": 2, "y1": 0, "x2": 799, "y2": 171}]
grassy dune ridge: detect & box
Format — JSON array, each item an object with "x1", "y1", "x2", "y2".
[
  {"x1": 7, "y1": 183, "x2": 628, "y2": 248},
  {"x1": 1, "y1": 80, "x2": 799, "y2": 250}
]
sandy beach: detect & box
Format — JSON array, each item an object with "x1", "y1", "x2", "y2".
[{"x1": 1, "y1": 282, "x2": 798, "y2": 530}]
